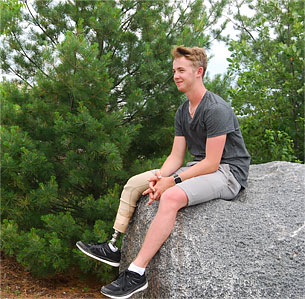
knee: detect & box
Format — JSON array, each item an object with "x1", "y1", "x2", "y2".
[
  {"x1": 125, "y1": 174, "x2": 140, "y2": 188},
  {"x1": 121, "y1": 171, "x2": 152, "y2": 206},
  {"x1": 160, "y1": 187, "x2": 188, "y2": 212}
]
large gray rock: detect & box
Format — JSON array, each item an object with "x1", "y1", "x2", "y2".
[{"x1": 120, "y1": 161, "x2": 305, "y2": 298}]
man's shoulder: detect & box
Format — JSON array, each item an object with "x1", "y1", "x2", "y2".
[
  {"x1": 199, "y1": 91, "x2": 235, "y2": 122},
  {"x1": 204, "y1": 91, "x2": 230, "y2": 108},
  {"x1": 176, "y1": 99, "x2": 189, "y2": 113}
]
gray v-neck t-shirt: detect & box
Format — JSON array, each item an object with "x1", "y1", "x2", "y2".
[{"x1": 174, "y1": 90, "x2": 251, "y2": 188}]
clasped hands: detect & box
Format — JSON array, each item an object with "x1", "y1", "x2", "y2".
[{"x1": 142, "y1": 170, "x2": 175, "y2": 205}]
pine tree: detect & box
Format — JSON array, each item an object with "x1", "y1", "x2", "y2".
[
  {"x1": 226, "y1": 0, "x2": 304, "y2": 163},
  {"x1": 1, "y1": 0, "x2": 228, "y2": 278}
]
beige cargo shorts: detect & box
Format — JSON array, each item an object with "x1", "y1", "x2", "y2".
[{"x1": 173, "y1": 163, "x2": 241, "y2": 206}]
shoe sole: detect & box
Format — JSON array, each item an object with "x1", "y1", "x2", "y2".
[
  {"x1": 76, "y1": 242, "x2": 120, "y2": 267},
  {"x1": 101, "y1": 281, "x2": 148, "y2": 299}
]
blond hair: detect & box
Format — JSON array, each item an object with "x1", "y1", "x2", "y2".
[{"x1": 171, "y1": 45, "x2": 208, "y2": 78}]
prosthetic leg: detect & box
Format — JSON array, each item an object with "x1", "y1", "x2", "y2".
[{"x1": 110, "y1": 171, "x2": 153, "y2": 245}]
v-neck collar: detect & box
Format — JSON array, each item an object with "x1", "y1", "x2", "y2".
[{"x1": 187, "y1": 91, "x2": 208, "y2": 120}]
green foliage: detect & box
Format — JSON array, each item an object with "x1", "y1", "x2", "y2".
[
  {"x1": 2, "y1": 0, "x2": 302, "y2": 282},
  {"x1": 226, "y1": 0, "x2": 304, "y2": 163},
  {"x1": 262, "y1": 129, "x2": 297, "y2": 162},
  {"x1": 1, "y1": 0, "x2": 228, "y2": 280},
  {"x1": 0, "y1": 0, "x2": 24, "y2": 35},
  {"x1": 239, "y1": 119, "x2": 298, "y2": 163},
  {"x1": 204, "y1": 73, "x2": 234, "y2": 102}
]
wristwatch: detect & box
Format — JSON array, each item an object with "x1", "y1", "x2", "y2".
[{"x1": 173, "y1": 174, "x2": 182, "y2": 184}]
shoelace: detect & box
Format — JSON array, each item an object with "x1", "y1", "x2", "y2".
[{"x1": 116, "y1": 270, "x2": 137, "y2": 291}]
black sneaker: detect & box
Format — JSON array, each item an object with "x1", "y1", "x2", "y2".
[
  {"x1": 76, "y1": 241, "x2": 121, "y2": 267},
  {"x1": 101, "y1": 269, "x2": 148, "y2": 299}
]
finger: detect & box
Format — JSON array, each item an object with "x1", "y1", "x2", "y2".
[
  {"x1": 153, "y1": 191, "x2": 161, "y2": 201},
  {"x1": 149, "y1": 191, "x2": 154, "y2": 200},
  {"x1": 147, "y1": 197, "x2": 154, "y2": 206},
  {"x1": 142, "y1": 188, "x2": 152, "y2": 195},
  {"x1": 148, "y1": 175, "x2": 158, "y2": 182},
  {"x1": 149, "y1": 181, "x2": 156, "y2": 192},
  {"x1": 155, "y1": 170, "x2": 162, "y2": 179}
]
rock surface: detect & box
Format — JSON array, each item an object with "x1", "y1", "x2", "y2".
[{"x1": 120, "y1": 161, "x2": 305, "y2": 298}]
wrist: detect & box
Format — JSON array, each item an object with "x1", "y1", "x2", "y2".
[{"x1": 155, "y1": 169, "x2": 162, "y2": 179}]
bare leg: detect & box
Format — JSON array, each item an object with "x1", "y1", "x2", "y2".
[{"x1": 133, "y1": 186, "x2": 188, "y2": 268}]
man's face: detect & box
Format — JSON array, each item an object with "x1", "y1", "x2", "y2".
[{"x1": 173, "y1": 56, "x2": 197, "y2": 93}]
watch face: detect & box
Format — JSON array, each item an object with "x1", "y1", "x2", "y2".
[{"x1": 174, "y1": 175, "x2": 182, "y2": 184}]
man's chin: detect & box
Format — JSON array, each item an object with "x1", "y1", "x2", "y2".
[{"x1": 177, "y1": 85, "x2": 185, "y2": 92}]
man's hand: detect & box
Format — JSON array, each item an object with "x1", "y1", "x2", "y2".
[
  {"x1": 142, "y1": 170, "x2": 162, "y2": 204},
  {"x1": 143, "y1": 170, "x2": 175, "y2": 205},
  {"x1": 151, "y1": 176, "x2": 175, "y2": 202}
]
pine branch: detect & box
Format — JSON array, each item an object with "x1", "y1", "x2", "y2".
[
  {"x1": 12, "y1": 31, "x2": 50, "y2": 79},
  {"x1": 7, "y1": 66, "x2": 33, "y2": 88},
  {"x1": 24, "y1": 0, "x2": 58, "y2": 48}
]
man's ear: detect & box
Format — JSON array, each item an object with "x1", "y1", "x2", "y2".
[{"x1": 196, "y1": 67, "x2": 204, "y2": 77}]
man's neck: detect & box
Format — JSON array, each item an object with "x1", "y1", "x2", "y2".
[{"x1": 186, "y1": 84, "x2": 207, "y2": 106}]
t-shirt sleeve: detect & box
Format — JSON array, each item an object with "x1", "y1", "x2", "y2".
[
  {"x1": 174, "y1": 107, "x2": 184, "y2": 136},
  {"x1": 205, "y1": 103, "x2": 236, "y2": 138}
]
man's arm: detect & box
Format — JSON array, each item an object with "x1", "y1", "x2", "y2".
[
  {"x1": 149, "y1": 134, "x2": 227, "y2": 201},
  {"x1": 160, "y1": 136, "x2": 186, "y2": 176},
  {"x1": 144, "y1": 134, "x2": 226, "y2": 203},
  {"x1": 142, "y1": 136, "x2": 186, "y2": 202},
  {"x1": 179, "y1": 134, "x2": 226, "y2": 181}
]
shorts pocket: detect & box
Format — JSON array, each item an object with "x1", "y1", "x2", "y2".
[{"x1": 219, "y1": 164, "x2": 241, "y2": 200}]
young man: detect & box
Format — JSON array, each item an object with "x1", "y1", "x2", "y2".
[{"x1": 76, "y1": 45, "x2": 251, "y2": 298}]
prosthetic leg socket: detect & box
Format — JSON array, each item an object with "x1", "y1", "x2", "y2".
[{"x1": 113, "y1": 171, "x2": 153, "y2": 234}]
